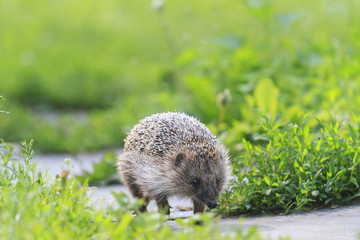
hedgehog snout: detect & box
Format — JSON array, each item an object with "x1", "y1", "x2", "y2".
[
  {"x1": 195, "y1": 184, "x2": 219, "y2": 209},
  {"x1": 207, "y1": 200, "x2": 217, "y2": 209}
]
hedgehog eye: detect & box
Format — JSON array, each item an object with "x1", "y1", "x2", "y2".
[{"x1": 192, "y1": 178, "x2": 200, "y2": 187}]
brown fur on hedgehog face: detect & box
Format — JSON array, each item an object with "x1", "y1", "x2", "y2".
[{"x1": 170, "y1": 147, "x2": 229, "y2": 209}]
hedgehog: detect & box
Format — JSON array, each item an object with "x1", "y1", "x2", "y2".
[{"x1": 117, "y1": 112, "x2": 230, "y2": 214}]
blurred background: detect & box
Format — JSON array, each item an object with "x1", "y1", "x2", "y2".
[{"x1": 1, "y1": 0, "x2": 360, "y2": 155}]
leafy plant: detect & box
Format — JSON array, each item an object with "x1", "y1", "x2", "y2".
[
  {"x1": 77, "y1": 151, "x2": 120, "y2": 186},
  {"x1": 218, "y1": 114, "x2": 360, "y2": 215}
]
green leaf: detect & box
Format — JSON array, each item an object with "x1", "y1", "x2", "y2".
[
  {"x1": 348, "y1": 124, "x2": 358, "y2": 142},
  {"x1": 353, "y1": 151, "x2": 358, "y2": 165},
  {"x1": 325, "y1": 178, "x2": 335, "y2": 192},
  {"x1": 294, "y1": 160, "x2": 304, "y2": 172},
  {"x1": 334, "y1": 169, "x2": 347, "y2": 180},
  {"x1": 325, "y1": 198, "x2": 334, "y2": 205},
  {"x1": 329, "y1": 158, "x2": 335, "y2": 175},
  {"x1": 352, "y1": 192, "x2": 360, "y2": 198},
  {"x1": 315, "y1": 139, "x2": 322, "y2": 151},
  {"x1": 274, "y1": 112, "x2": 283, "y2": 123},
  {"x1": 254, "y1": 78, "x2": 279, "y2": 114},
  {"x1": 301, "y1": 112, "x2": 311, "y2": 125},
  {"x1": 300, "y1": 189, "x2": 307, "y2": 194},
  {"x1": 242, "y1": 138, "x2": 252, "y2": 153},
  {"x1": 319, "y1": 193, "x2": 327, "y2": 199},
  {"x1": 264, "y1": 176, "x2": 271, "y2": 186},
  {"x1": 303, "y1": 124, "x2": 309, "y2": 142},
  {"x1": 314, "y1": 168, "x2": 323, "y2": 179}
]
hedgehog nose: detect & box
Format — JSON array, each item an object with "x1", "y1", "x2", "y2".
[{"x1": 207, "y1": 201, "x2": 217, "y2": 209}]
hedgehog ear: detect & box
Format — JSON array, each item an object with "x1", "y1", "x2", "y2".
[{"x1": 175, "y1": 153, "x2": 185, "y2": 167}]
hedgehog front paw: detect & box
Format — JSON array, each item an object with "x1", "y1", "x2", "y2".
[{"x1": 193, "y1": 199, "x2": 205, "y2": 214}]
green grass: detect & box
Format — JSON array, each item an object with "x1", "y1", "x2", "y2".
[
  {"x1": 1, "y1": 0, "x2": 360, "y2": 153},
  {"x1": 217, "y1": 114, "x2": 360, "y2": 215},
  {"x1": 0, "y1": 140, "x2": 263, "y2": 239}
]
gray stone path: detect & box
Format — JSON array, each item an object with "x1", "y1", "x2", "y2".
[
  {"x1": 219, "y1": 204, "x2": 360, "y2": 240},
  {"x1": 16, "y1": 149, "x2": 360, "y2": 240},
  {"x1": 27, "y1": 148, "x2": 123, "y2": 177}
]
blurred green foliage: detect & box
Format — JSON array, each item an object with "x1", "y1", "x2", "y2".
[
  {"x1": 0, "y1": 96, "x2": 9, "y2": 114},
  {"x1": 1, "y1": 0, "x2": 360, "y2": 154}
]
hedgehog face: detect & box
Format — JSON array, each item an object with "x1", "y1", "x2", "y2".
[
  {"x1": 190, "y1": 175, "x2": 220, "y2": 209},
  {"x1": 173, "y1": 151, "x2": 228, "y2": 209}
]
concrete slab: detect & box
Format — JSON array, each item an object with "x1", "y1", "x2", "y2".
[{"x1": 218, "y1": 205, "x2": 360, "y2": 240}]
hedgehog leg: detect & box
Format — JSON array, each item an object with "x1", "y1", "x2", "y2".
[
  {"x1": 193, "y1": 199, "x2": 205, "y2": 214},
  {"x1": 156, "y1": 197, "x2": 170, "y2": 215},
  {"x1": 130, "y1": 184, "x2": 150, "y2": 212},
  {"x1": 126, "y1": 180, "x2": 148, "y2": 212}
]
